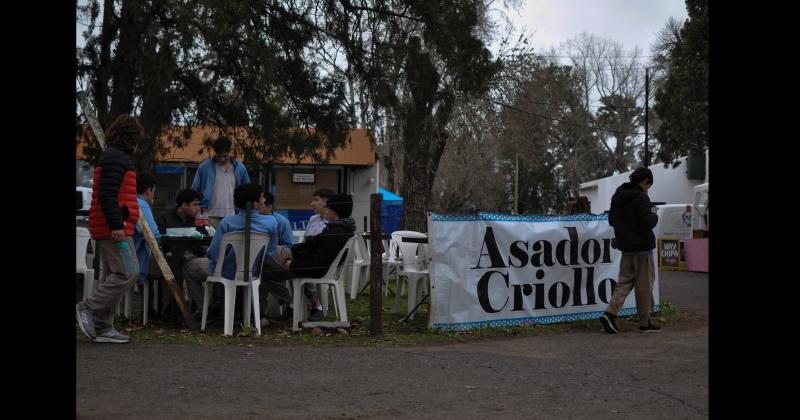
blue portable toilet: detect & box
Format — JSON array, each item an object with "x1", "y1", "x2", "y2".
[{"x1": 379, "y1": 188, "x2": 404, "y2": 234}]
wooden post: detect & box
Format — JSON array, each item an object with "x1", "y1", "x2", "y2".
[
  {"x1": 140, "y1": 221, "x2": 198, "y2": 330},
  {"x1": 77, "y1": 90, "x2": 106, "y2": 150},
  {"x1": 369, "y1": 193, "x2": 383, "y2": 336}
]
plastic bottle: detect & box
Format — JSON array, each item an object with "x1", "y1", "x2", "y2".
[
  {"x1": 117, "y1": 241, "x2": 137, "y2": 275},
  {"x1": 195, "y1": 210, "x2": 209, "y2": 235}
]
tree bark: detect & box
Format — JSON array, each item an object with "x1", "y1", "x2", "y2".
[
  {"x1": 400, "y1": 128, "x2": 447, "y2": 232},
  {"x1": 109, "y1": 0, "x2": 141, "y2": 121},
  {"x1": 94, "y1": 0, "x2": 117, "y2": 126},
  {"x1": 136, "y1": 26, "x2": 173, "y2": 174}
]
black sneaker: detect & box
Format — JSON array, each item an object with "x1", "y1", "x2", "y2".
[
  {"x1": 599, "y1": 312, "x2": 619, "y2": 334},
  {"x1": 270, "y1": 307, "x2": 293, "y2": 321},
  {"x1": 307, "y1": 308, "x2": 324, "y2": 322},
  {"x1": 639, "y1": 322, "x2": 662, "y2": 333}
]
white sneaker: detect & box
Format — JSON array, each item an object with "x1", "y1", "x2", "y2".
[
  {"x1": 76, "y1": 304, "x2": 96, "y2": 340},
  {"x1": 94, "y1": 327, "x2": 130, "y2": 343}
]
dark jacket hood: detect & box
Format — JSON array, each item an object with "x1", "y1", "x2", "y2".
[
  {"x1": 609, "y1": 181, "x2": 657, "y2": 252},
  {"x1": 613, "y1": 182, "x2": 645, "y2": 207},
  {"x1": 328, "y1": 217, "x2": 356, "y2": 232}
]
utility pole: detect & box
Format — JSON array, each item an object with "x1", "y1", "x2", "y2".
[
  {"x1": 514, "y1": 153, "x2": 519, "y2": 214},
  {"x1": 644, "y1": 67, "x2": 650, "y2": 167}
]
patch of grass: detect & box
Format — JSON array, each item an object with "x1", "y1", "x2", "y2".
[{"x1": 76, "y1": 287, "x2": 694, "y2": 347}]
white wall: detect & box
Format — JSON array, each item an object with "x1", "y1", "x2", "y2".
[
  {"x1": 580, "y1": 153, "x2": 708, "y2": 214},
  {"x1": 349, "y1": 160, "x2": 380, "y2": 233}
]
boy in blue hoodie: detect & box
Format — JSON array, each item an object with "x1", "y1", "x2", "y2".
[{"x1": 190, "y1": 136, "x2": 250, "y2": 228}]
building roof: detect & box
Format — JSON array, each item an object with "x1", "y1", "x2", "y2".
[{"x1": 76, "y1": 125, "x2": 375, "y2": 166}]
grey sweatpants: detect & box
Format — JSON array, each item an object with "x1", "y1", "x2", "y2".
[
  {"x1": 605, "y1": 254, "x2": 656, "y2": 327},
  {"x1": 82, "y1": 238, "x2": 140, "y2": 330},
  {"x1": 183, "y1": 255, "x2": 212, "y2": 311}
]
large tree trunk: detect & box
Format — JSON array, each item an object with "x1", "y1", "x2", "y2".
[
  {"x1": 401, "y1": 155, "x2": 434, "y2": 233},
  {"x1": 400, "y1": 126, "x2": 448, "y2": 232},
  {"x1": 109, "y1": 0, "x2": 141, "y2": 121},
  {"x1": 93, "y1": 0, "x2": 117, "y2": 126},
  {"x1": 135, "y1": 17, "x2": 173, "y2": 175}
]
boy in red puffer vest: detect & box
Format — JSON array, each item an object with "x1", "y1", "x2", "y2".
[{"x1": 76, "y1": 115, "x2": 142, "y2": 344}]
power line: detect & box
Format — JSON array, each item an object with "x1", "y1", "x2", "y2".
[
  {"x1": 513, "y1": 96, "x2": 641, "y2": 109},
  {"x1": 534, "y1": 55, "x2": 654, "y2": 59},
  {"x1": 486, "y1": 97, "x2": 645, "y2": 136}
]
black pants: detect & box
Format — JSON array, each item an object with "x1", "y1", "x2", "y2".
[{"x1": 260, "y1": 255, "x2": 317, "y2": 312}]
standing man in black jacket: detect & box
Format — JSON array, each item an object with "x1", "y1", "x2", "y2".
[{"x1": 600, "y1": 168, "x2": 661, "y2": 334}]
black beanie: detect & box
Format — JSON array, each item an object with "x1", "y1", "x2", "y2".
[
  {"x1": 326, "y1": 194, "x2": 353, "y2": 218},
  {"x1": 629, "y1": 167, "x2": 654, "y2": 185}
]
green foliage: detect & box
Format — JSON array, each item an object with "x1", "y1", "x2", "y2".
[
  {"x1": 77, "y1": 0, "x2": 352, "y2": 172},
  {"x1": 496, "y1": 57, "x2": 609, "y2": 214},
  {"x1": 653, "y1": 0, "x2": 708, "y2": 163},
  {"x1": 596, "y1": 94, "x2": 643, "y2": 172},
  {"x1": 325, "y1": 1, "x2": 500, "y2": 231}
]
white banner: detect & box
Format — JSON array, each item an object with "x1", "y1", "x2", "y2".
[{"x1": 428, "y1": 212, "x2": 659, "y2": 330}]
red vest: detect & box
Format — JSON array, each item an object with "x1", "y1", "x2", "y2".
[{"x1": 88, "y1": 167, "x2": 140, "y2": 240}]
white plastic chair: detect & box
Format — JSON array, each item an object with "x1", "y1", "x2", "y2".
[
  {"x1": 381, "y1": 238, "x2": 403, "y2": 298},
  {"x1": 76, "y1": 228, "x2": 95, "y2": 300},
  {"x1": 201, "y1": 231, "x2": 270, "y2": 336},
  {"x1": 365, "y1": 237, "x2": 393, "y2": 296},
  {"x1": 391, "y1": 231, "x2": 430, "y2": 320},
  {"x1": 113, "y1": 277, "x2": 149, "y2": 324},
  {"x1": 348, "y1": 235, "x2": 371, "y2": 300},
  {"x1": 141, "y1": 276, "x2": 158, "y2": 326},
  {"x1": 291, "y1": 235, "x2": 356, "y2": 332}
]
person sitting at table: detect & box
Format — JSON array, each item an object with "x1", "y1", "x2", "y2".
[
  {"x1": 192, "y1": 183, "x2": 306, "y2": 322},
  {"x1": 304, "y1": 188, "x2": 335, "y2": 238},
  {"x1": 155, "y1": 188, "x2": 214, "y2": 318},
  {"x1": 132, "y1": 172, "x2": 162, "y2": 308},
  {"x1": 155, "y1": 188, "x2": 202, "y2": 234},
  {"x1": 264, "y1": 193, "x2": 356, "y2": 322},
  {"x1": 259, "y1": 191, "x2": 294, "y2": 248}
]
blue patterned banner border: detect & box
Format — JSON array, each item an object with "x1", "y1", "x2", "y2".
[
  {"x1": 432, "y1": 212, "x2": 608, "y2": 223},
  {"x1": 431, "y1": 306, "x2": 658, "y2": 331}
]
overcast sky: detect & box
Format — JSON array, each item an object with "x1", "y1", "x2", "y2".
[
  {"x1": 503, "y1": 0, "x2": 688, "y2": 59},
  {"x1": 77, "y1": 1, "x2": 688, "y2": 49}
]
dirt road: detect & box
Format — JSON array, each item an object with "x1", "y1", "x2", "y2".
[{"x1": 76, "y1": 271, "x2": 708, "y2": 419}]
